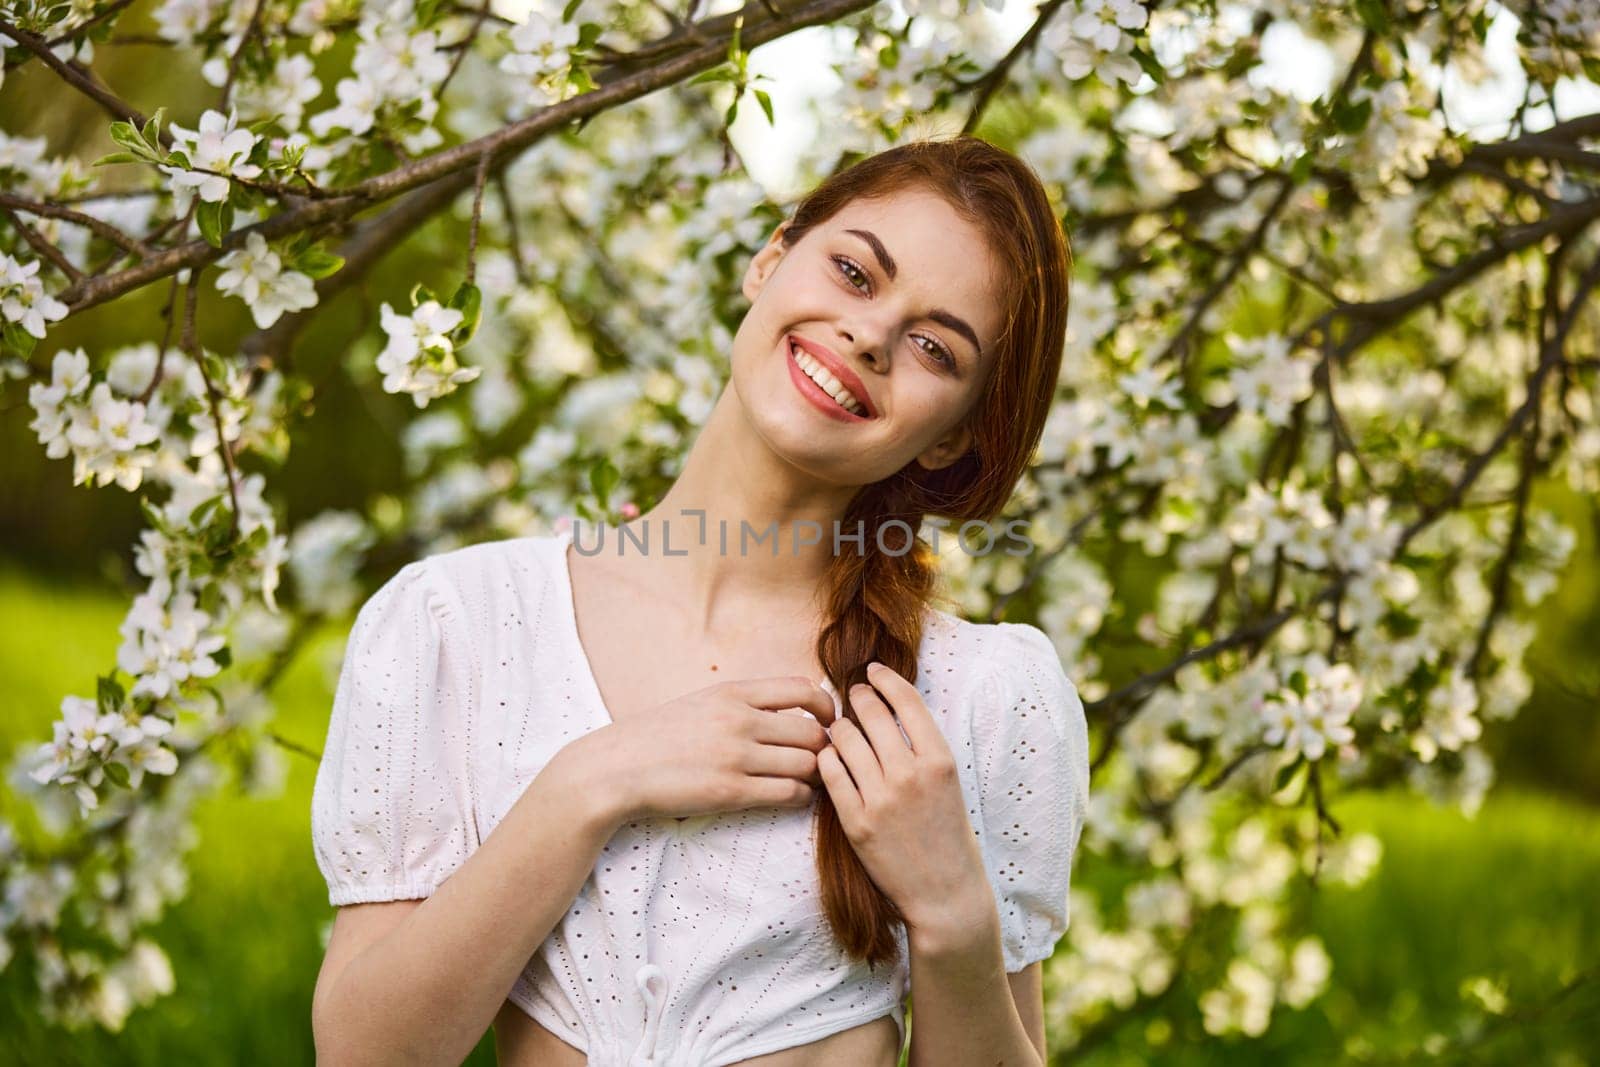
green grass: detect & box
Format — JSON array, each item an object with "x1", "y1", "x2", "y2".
[
  {"x1": 1068, "y1": 789, "x2": 1600, "y2": 1066},
  {"x1": 0, "y1": 567, "x2": 1595, "y2": 1065}
]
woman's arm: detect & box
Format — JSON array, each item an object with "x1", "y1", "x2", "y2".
[
  {"x1": 904, "y1": 901, "x2": 1045, "y2": 1067},
  {"x1": 310, "y1": 731, "x2": 622, "y2": 1067}
]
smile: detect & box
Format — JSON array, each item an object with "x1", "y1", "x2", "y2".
[{"x1": 786, "y1": 337, "x2": 873, "y2": 421}]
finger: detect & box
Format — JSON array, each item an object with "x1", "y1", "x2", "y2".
[
  {"x1": 730, "y1": 676, "x2": 836, "y2": 726},
  {"x1": 816, "y1": 745, "x2": 862, "y2": 824},
  {"x1": 865, "y1": 661, "x2": 942, "y2": 757},
  {"x1": 751, "y1": 711, "x2": 831, "y2": 755},
  {"x1": 745, "y1": 775, "x2": 815, "y2": 810},
  {"x1": 848, "y1": 683, "x2": 913, "y2": 775},
  {"x1": 742, "y1": 742, "x2": 820, "y2": 786},
  {"x1": 828, "y1": 714, "x2": 883, "y2": 801}
]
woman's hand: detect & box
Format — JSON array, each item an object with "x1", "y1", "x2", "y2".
[
  {"x1": 816, "y1": 661, "x2": 994, "y2": 937},
  {"x1": 576, "y1": 676, "x2": 838, "y2": 825}
]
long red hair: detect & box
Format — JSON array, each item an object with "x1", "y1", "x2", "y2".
[{"x1": 786, "y1": 135, "x2": 1074, "y2": 968}]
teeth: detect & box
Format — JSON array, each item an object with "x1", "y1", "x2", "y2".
[{"x1": 791, "y1": 341, "x2": 866, "y2": 416}]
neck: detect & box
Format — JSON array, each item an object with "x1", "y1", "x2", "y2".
[{"x1": 599, "y1": 385, "x2": 861, "y2": 637}]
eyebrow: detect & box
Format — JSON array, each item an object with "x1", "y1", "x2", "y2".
[{"x1": 843, "y1": 228, "x2": 984, "y2": 359}]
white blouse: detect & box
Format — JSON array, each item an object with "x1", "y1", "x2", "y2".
[{"x1": 311, "y1": 527, "x2": 1090, "y2": 1066}]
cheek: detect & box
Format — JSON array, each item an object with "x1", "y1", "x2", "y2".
[{"x1": 884, "y1": 384, "x2": 961, "y2": 440}]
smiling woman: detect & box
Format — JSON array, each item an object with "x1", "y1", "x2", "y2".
[{"x1": 308, "y1": 134, "x2": 1084, "y2": 1067}]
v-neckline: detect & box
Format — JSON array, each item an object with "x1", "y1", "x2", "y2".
[
  {"x1": 550, "y1": 524, "x2": 622, "y2": 729},
  {"x1": 550, "y1": 525, "x2": 749, "y2": 831},
  {"x1": 550, "y1": 524, "x2": 844, "y2": 716},
  {"x1": 546, "y1": 524, "x2": 841, "y2": 726}
]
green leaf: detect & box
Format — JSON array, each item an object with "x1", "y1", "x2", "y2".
[
  {"x1": 562, "y1": 0, "x2": 584, "y2": 21},
  {"x1": 109, "y1": 120, "x2": 143, "y2": 153},
  {"x1": 577, "y1": 21, "x2": 603, "y2": 48},
  {"x1": 200, "y1": 685, "x2": 228, "y2": 717},
  {"x1": 139, "y1": 496, "x2": 171, "y2": 535},
  {"x1": 213, "y1": 645, "x2": 232, "y2": 670},
  {"x1": 410, "y1": 282, "x2": 438, "y2": 308},
  {"x1": 725, "y1": 99, "x2": 739, "y2": 127},
  {"x1": 1131, "y1": 47, "x2": 1166, "y2": 85},
  {"x1": 589, "y1": 455, "x2": 619, "y2": 506},
  {"x1": 97, "y1": 673, "x2": 126, "y2": 715},
  {"x1": 93, "y1": 152, "x2": 145, "y2": 167},
  {"x1": 256, "y1": 424, "x2": 291, "y2": 467},
  {"x1": 2, "y1": 322, "x2": 39, "y2": 359},
  {"x1": 1353, "y1": 0, "x2": 1389, "y2": 33},
  {"x1": 1332, "y1": 96, "x2": 1373, "y2": 135},
  {"x1": 1289, "y1": 151, "x2": 1315, "y2": 185},
  {"x1": 448, "y1": 282, "x2": 483, "y2": 346},
  {"x1": 1273, "y1": 754, "x2": 1305, "y2": 793},
  {"x1": 196, "y1": 200, "x2": 230, "y2": 247},
  {"x1": 189, "y1": 494, "x2": 225, "y2": 528},
  {"x1": 103, "y1": 761, "x2": 131, "y2": 789},
  {"x1": 754, "y1": 88, "x2": 774, "y2": 126},
  {"x1": 295, "y1": 248, "x2": 344, "y2": 280},
  {"x1": 202, "y1": 350, "x2": 231, "y2": 387},
  {"x1": 689, "y1": 68, "x2": 734, "y2": 86},
  {"x1": 141, "y1": 107, "x2": 165, "y2": 150}
]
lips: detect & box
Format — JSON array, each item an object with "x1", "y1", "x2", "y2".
[{"x1": 787, "y1": 333, "x2": 877, "y2": 419}]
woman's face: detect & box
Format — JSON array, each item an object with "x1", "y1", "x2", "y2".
[{"x1": 731, "y1": 187, "x2": 1005, "y2": 488}]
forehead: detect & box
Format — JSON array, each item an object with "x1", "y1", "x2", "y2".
[{"x1": 815, "y1": 189, "x2": 1006, "y2": 350}]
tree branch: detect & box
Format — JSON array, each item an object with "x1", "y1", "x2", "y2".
[
  {"x1": 58, "y1": 0, "x2": 877, "y2": 315},
  {"x1": 0, "y1": 15, "x2": 151, "y2": 129}
]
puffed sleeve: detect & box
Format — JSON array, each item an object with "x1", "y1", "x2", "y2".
[
  {"x1": 971, "y1": 622, "x2": 1090, "y2": 972},
  {"x1": 310, "y1": 558, "x2": 481, "y2": 906}
]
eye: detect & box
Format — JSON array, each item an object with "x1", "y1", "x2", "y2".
[
  {"x1": 916, "y1": 335, "x2": 957, "y2": 370},
  {"x1": 831, "y1": 254, "x2": 870, "y2": 293}
]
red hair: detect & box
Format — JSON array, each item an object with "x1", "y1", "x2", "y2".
[{"x1": 782, "y1": 134, "x2": 1074, "y2": 968}]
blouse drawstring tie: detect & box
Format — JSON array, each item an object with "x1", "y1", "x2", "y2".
[{"x1": 628, "y1": 963, "x2": 671, "y2": 1065}]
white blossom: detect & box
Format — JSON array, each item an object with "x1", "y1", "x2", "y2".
[
  {"x1": 214, "y1": 233, "x2": 318, "y2": 328},
  {"x1": 1040, "y1": 0, "x2": 1150, "y2": 87},
  {"x1": 500, "y1": 12, "x2": 582, "y2": 88},
  {"x1": 287, "y1": 511, "x2": 376, "y2": 616},
  {"x1": 375, "y1": 300, "x2": 477, "y2": 407},
  {"x1": 162, "y1": 110, "x2": 262, "y2": 205},
  {"x1": 31, "y1": 356, "x2": 166, "y2": 492},
  {"x1": 236, "y1": 54, "x2": 323, "y2": 130},
  {"x1": 1, "y1": 254, "x2": 70, "y2": 338},
  {"x1": 1412, "y1": 666, "x2": 1482, "y2": 763}
]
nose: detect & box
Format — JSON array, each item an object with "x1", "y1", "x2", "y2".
[{"x1": 838, "y1": 327, "x2": 886, "y2": 373}]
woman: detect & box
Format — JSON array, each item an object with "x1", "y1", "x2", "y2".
[{"x1": 309, "y1": 134, "x2": 1089, "y2": 1066}]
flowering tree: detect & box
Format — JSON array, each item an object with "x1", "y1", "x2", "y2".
[{"x1": 2, "y1": 0, "x2": 1598, "y2": 1055}]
